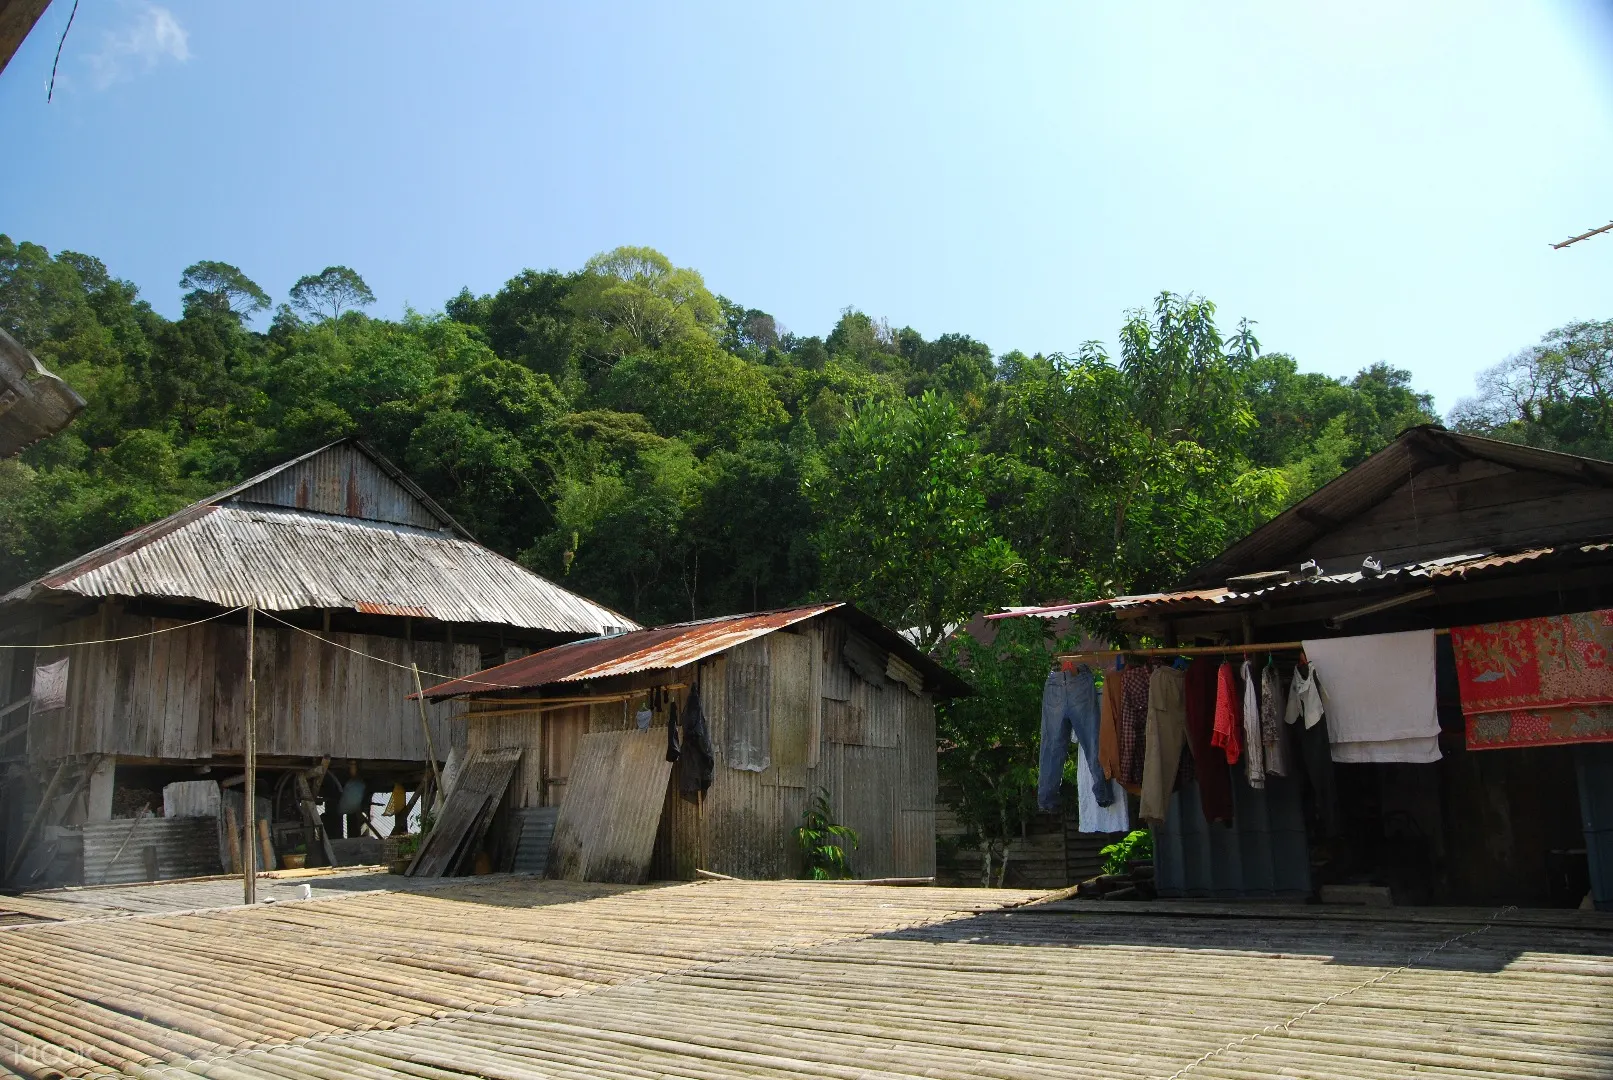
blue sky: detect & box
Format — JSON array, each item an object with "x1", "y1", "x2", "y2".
[{"x1": 3, "y1": 2, "x2": 1612, "y2": 413}]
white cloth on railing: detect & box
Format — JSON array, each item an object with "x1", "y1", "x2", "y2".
[{"x1": 1302, "y1": 630, "x2": 1441, "y2": 763}]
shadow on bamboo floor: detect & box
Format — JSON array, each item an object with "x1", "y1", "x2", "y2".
[{"x1": 873, "y1": 901, "x2": 1613, "y2": 973}]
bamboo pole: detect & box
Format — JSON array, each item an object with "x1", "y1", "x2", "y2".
[
  {"x1": 1057, "y1": 628, "x2": 1451, "y2": 664},
  {"x1": 244, "y1": 604, "x2": 257, "y2": 905},
  {"x1": 411, "y1": 663, "x2": 443, "y2": 799}
]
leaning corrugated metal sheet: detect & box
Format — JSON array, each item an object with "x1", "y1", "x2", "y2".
[{"x1": 4, "y1": 504, "x2": 636, "y2": 634}]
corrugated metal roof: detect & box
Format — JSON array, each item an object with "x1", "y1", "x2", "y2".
[
  {"x1": 4, "y1": 506, "x2": 636, "y2": 636},
  {"x1": 424, "y1": 603, "x2": 973, "y2": 699},
  {"x1": 1183, "y1": 425, "x2": 1613, "y2": 587},
  {"x1": 426, "y1": 605, "x2": 839, "y2": 695},
  {"x1": 0, "y1": 326, "x2": 86, "y2": 459},
  {"x1": 997, "y1": 543, "x2": 1613, "y2": 619},
  {"x1": 1, "y1": 441, "x2": 638, "y2": 636}
]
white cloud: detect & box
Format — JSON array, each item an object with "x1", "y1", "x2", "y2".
[{"x1": 86, "y1": 3, "x2": 190, "y2": 90}]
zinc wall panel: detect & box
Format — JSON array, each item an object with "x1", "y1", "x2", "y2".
[
  {"x1": 466, "y1": 710, "x2": 543, "y2": 809},
  {"x1": 854, "y1": 677, "x2": 902, "y2": 749},
  {"x1": 703, "y1": 766, "x2": 781, "y2": 879},
  {"x1": 823, "y1": 699, "x2": 867, "y2": 745},
  {"x1": 894, "y1": 809, "x2": 936, "y2": 877},
  {"x1": 234, "y1": 442, "x2": 443, "y2": 529},
  {"x1": 546, "y1": 729, "x2": 673, "y2": 883},
  {"x1": 818, "y1": 619, "x2": 851, "y2": 702},
  {"x1": 81, "y1": 817, "x2": 222, "y2": 885},
  {"x1": 900, "y1": 694, "x2": 938, "y2": 812},
  {"x1": 722, "y1": 639, "x2": 770, "y2": 771},
  {"x1": 768, "y1": 632, "x2": 812, "y2": 768},
  {"x1": 824, "y1": 742, "x2": 899, "y2": 879}
]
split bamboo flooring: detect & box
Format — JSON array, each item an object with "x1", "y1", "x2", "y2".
[
  {"x1": 0, "y1": 880, "x2": 1608, "y2": 1080},
  {"x1": 0, "y1": 868, "x2": 406, "y2": 922}
]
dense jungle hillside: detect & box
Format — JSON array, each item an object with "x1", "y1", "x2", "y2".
[{"x1": 3, "y1": 236, "x2": 1595, "y2": 643}]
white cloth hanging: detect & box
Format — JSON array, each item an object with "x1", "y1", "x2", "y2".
[
  {"x1": 31, "y1": 657, "x2": 68, "y2": 712},
  {"x1": 1302, "y1": 630, "x2": 1441, "y2": 763},
  {"x1": 1077, "y1": 742, "x2": 1129, "y2": 833}
]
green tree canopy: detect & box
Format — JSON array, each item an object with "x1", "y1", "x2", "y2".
[
  {"x1": 288, "y1": 265, "x2": 376, "y2": 320},
  {"x1": 810, "y1": 391, "x2": 1024, "y2": 649},
  {"x1": 178, "y1": 260, "x2": 270, "y2": 321}
]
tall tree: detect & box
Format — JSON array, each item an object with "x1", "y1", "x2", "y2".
[
  {"x1": 178, "y1": 261, "x2": 270, "y2": 321},
  {"x1": 288, "y1": 266, "x2": 376, "y2": 320},
  {"x1": 1451, "y1": 319, "x2": 1613, "y2": 461},
  {"x1": 810, "y1": 391, "x2": 1023, "y2": 649}
]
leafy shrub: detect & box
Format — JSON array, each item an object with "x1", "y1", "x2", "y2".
[{"x1": 795, "y1": 787, "x2": 858, "y2": 879}]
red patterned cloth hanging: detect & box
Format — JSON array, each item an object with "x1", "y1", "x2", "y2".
[{"x1": 1451, "y1": 609, "x2": 1613, "y2": 750}]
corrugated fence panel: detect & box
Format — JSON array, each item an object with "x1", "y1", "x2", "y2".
[
  {"x1": 547, "y1": 729, "x2": 673, "y2": 883},
  {"x1": 723, "y1": 639, "x2": 770, "y2": 771},
  {"x1": 80, "y1": 817, "x2": 222, "y2": 885},
  {"x1": 825, "y1": 743, "x2": 899, "y2": 879},
  {"x1": 819, "y1": 618, "x2": 851, "y2": 702},
  {"x1": 768, "y1": 632, "x2": 811, "y2": 768}
]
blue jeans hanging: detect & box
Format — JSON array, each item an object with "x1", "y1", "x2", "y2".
[{"x1": 1039, "y1": 667, "x2": 1114, "y2": 813}]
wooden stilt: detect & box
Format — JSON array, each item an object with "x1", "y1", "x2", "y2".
[{"x1": 243, "y1": 605, "x2": 257, "y2": 905}]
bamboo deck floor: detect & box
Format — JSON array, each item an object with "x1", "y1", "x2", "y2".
[
  {"x1": 0, "y1": 880, "x2": 1608, "y2": 1080},
  {"x1": 0, "y1": 868, "x2": 412, "y2": 922}
]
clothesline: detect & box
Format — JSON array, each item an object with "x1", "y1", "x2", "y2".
[{"x1": 1056, "y1": 629, "x2": 1451, "y2": 665}]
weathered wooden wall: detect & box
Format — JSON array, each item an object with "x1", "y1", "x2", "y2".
[
  {"x1": 1308, "y1": 458, "x2": 1613, "y2": 571},
  {"x1": 463, "y1": 614, "x2": 939, "y2": 882},
  {"x1": 648, "y1": 616, "x2": 936, "y2": 881},
  {"x1": 27, "y1": 612, "x2": 480, "y2": 763}
]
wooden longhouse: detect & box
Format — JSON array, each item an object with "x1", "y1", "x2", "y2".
[
  {"x1": 0, "y1": 439, "x2": 636, "y2": 886},
  {"x1": 418, "y1": 604, "x2": 970, "y2": 883}
]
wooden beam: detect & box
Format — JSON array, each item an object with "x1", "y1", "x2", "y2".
[{"x1": 0, "y1": 1, "x2": 53, "y2": 85}]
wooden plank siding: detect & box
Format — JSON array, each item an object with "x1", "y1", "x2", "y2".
[
  {"x1": 466, "y1": 615, "x2": 940, "y2": 883},
  {"x1": 1307, "y1": 459, "x2": 1613, "y2": 571},
  {"x1": 27, "y1": 612, "x2": 479, "y2": 764},
  {"x1": 646, "y1": 619, "x2": 936, "y2": 880}
]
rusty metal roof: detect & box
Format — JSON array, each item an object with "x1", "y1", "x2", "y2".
[
  {"x1": 2, "y1": 441, "x2": 639, "y2": 637},
  {"x1": 423, "y1": 603, "x2": 973, "y2": 699},
  {"x1": 992, "y1": 543, "x2": 1613, "y2": 620}
]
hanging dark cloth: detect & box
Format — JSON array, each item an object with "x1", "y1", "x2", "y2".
[
  {"x1": 678, "y1": 681, "x2": 715, "y2": 802},
  {"x1": 665, "y1": 698, "x2": 682, "y2": 762},
  {"x1": 1183, "y1": 658, "x2": 1235, "y2": 824}
]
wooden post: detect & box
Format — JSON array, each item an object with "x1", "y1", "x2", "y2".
[
  {"x1": 243, "y1": 605, "x2": 257, "y2": 905},
  {"x1": 411, "y1": 663, "x2": 443, "y2": 798}
]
